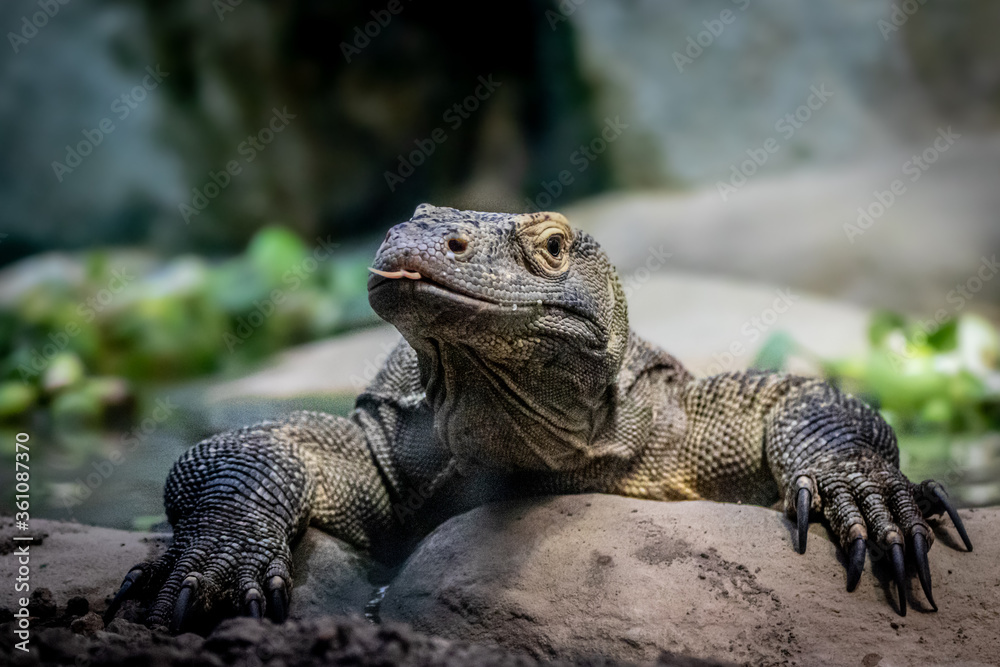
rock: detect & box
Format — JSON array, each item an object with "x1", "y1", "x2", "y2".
[
  {"x1": 70, "y1": 611, "x2": 105, "y2": 635},
  {"x1": 3, "y1": 498, "x2": 996, "y2": 665},
  {"x1": 568, "y1": 1, "x2": 1000, "y2": 187},
  {"x1": 5, "y1": 614, "x2": 722, "y2": 667},
  {"x1": 626, "y1": 273, "x2": 869, "y2": 378},
  {"x1": 564, "y1": 139, "x2": 1000, "y2": 316},
  {"x1": 381, "y1": 494, "x2": 1000, "y2": 667},
  {"x1": 208, "y1": 326, "x2": 402, "y2": 403},
  {"x1": 65, "y1": 596, "x2": 90, "y2": 618},
  {"x1": 288, "y1": 527, "x2": 376, "y2": 620},
  {"x1": 28, "y1": 589, "x2": 57, "y2": 620}
]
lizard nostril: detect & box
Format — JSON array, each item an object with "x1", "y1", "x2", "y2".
[{"x1": 447, "y1": 238, "x2": 468, "y2": 254}]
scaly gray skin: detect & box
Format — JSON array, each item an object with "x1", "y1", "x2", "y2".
[{"x1": 107, "y1": 204, "x2": 972, "y2": 630}]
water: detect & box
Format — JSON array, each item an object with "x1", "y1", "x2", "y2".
[{"x1": 0, "y1": 390, "x2": 356, "y2": 530}]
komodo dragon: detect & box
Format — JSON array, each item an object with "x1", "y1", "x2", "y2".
[{"x1": 107, "y1": 204, "x2": 972, "y2": 630}]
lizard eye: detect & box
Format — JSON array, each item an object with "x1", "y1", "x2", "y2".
[
  {"x1": 444, "y1": 233, "x2": 471, "y2": 258},
  {"x1": 546, "y1": 235, "x2": 563, "y2": 258}
]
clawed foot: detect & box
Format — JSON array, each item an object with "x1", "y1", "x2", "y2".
[
  {"x1": 105, "y1": 519, "x2": 294, "y2": 632},
  {"x1": 791, "y1": 466, "x2": 971, "y2": 616}
]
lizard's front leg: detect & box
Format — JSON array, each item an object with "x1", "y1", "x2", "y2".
[
  {"x1": 672, "y1": 371, "x2": 971, "y2": 615},
  {"x1": 104, "y1": 410, "x2": 394, "y2": 631}
]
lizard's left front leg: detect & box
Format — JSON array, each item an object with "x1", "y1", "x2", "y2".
[{"x1": 672, "y1": 371, "x2": 971, "y2": 616}]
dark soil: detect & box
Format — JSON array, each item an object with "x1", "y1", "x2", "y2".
[{"x1": 0, "y1": 589, "x2": 728, "y2": 667}]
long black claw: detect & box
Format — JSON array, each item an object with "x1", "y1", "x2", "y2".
[
  {"x1": 244, "y1": 587, "x2": 263, "y2": 619},
  {"x1": 846, "y1": 538, "x2": 866, "y2": 592},
  {"x1": 268, "y1": 576, "x2": 287, "y2": 622},
  {"x1": 172, "y1": 577, "x2": 198, "y2": 632},
  {"x1": 104, "y1": 568, "x2": 143, "y2": 623},
  {"x1": 796, "y1": 487, "x2": 811, "y2": 554},
  {"x1": 932, "y1": 485, "x2": 973, "y2": 552},
  {"x1": 889, "y1": 542, "x2": 907, "y2": 617},
  {"x1": 912, "y1": 532, "x2": 936, "y2": 611}
]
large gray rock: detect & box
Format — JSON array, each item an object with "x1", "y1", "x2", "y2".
[
  {"x1": 381, "y1": 495, "x2": 999, "y2": 667},
  {"x1": 4, "y1": 500, "x2": 997, "y2": 666},
  {"x1": 565, "y1": 139, "x2": 1000, "y2": 315},
  {"x1": 289, "y1": 527, "x2": 376, "y2": 620},
  {"x1": 567, "y1": 0, "x2": 1000, "y2": 187}
]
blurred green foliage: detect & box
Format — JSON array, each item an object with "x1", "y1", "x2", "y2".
[
  {"x1": 0, "y1": 227, "x2": 377, "y2": 425},
  {"x1": 753, "y1": 312, "x2": 1000, "y2": 435},
  {"x1": 826, "y1": 312, "x2": 999, "y2": 434}
]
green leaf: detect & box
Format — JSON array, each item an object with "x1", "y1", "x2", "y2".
[
  {"x1": 132, "y1": 514, "x2": 168, "y2": 531},
  {"x1": 0, "y1": 382, "x2": 38, "y2": 418},
  {"x1": 868, "y1": 310, "x2": 907, "y2": 346},
  {"x1": 752, "y1": 331, "x2": 796, "y2": 372},
  {"x1": 924, "y1": 318, "x2": 957, "y2": 351},
  {"x1": 247, "y1": 226, "x2": 309, "y2": 286},
  {"x1": 42, "y1": 352, "x2": 85, "y2": 393}
]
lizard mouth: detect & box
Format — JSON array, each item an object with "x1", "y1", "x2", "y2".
[{"x1": 367, "y1": 266, "x2": 509, "y2": 309}]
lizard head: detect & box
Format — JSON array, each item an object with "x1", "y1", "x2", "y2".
[{"x1": 368, "y1": 203, "x2": 632, "y2": 473}]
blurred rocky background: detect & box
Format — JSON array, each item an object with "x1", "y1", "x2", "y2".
[{"x1": 0, "y1": 0, "x2": 998, "y2": 524}]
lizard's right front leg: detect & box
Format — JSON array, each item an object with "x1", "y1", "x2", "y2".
[{"x1": 104, "y1": 410, "x2": 393, "y2": 631}]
